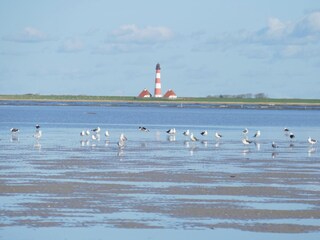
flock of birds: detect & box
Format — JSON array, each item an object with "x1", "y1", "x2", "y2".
[{"x1": 9, "y1": 125, "x2": 318, "y2": 150}]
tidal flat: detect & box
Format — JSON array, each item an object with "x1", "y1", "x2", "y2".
[{"x1": 0, "y1": 102, "x2": 319, "y2": 239}]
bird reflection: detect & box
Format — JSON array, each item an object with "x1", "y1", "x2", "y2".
[
  {"x1": 80, "y1": 140, "x2": 90, "y2": 147},
  {"x1": 167, "y1": 135, "x2": 176, "y2": 142},
  {"x1": 254, "y1": 142, "x2": 261, "y2": 151},
  {"x1": 10, "y1": 135, "x2": 19, "y2": 142},
  {"x1": 201, "y1": 140, "x2": 208, "y2": 147},
  {"x1": 308, "y1": 147, "x2": 316, "y2": 157},
  {"x1": 34, "y1": 142, "x2": 41, "y2": 151},
  {"x1": 272, "y1": 152, "x2": 279, "y2": 159}
]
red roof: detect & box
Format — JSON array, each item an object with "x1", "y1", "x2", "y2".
[
  {"x1": 138, "y1": 88, "x2": 152, "y2": 98},
  {"x1": 163, "y1": 89, "x2": 177, "y2": 98}
]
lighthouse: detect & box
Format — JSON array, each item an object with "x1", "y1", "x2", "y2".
[{"x1": 154, "y1": 63, "x2": 162, "y2": 98}]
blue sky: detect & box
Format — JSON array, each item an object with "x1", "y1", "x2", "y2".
[{"x1": 1, "y1": 0, "x2": 320, "y2": 98}]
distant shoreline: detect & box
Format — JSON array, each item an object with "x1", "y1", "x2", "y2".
[{"x1": 0, "y1": 94, "x2": 320, "y2": 107}]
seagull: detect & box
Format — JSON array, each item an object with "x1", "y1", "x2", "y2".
[
  {"x1": 10, "y1": 128, "x2": 19, "y2": 134},
  {"x1": 289, "y1": 132, "x2": 295, "y2": 139},
  {"x1": 33, "y1": 130, "x2": 42, "y2": 140},
  {"x1": 80, "y1": 130, "x2": 86, "y2": 137},
  {"x1": 117, "y1": 133, "x2": 127, "y2": 148},
  {"x1": 36, "y1": 124, "x2": 40, "y2": 129},
  {"x1": 190, "y1": 133, "x2": 199, "y2": 142},
  {"x1": 253, "y1": 130, "x2": 261, "y2": 138},
  {"x1": 272, "y1": 141, "x2": 278, "y2": 148},
  {"x1": 85, "y1": 130, "x2": 90, "y2": 136},
  {"x1": 105, "y1": 130, "x2": 110, "y2": 137},
  {"x1": 139, "y1": 126, "x2": 149, "y2": 132},
  {"x1": 183, "y1": 129, "x2": 190, "y2": 136},
  {"x1": 215, "y1": 132, "x2": 222, "y2": 139},
  {"x1": 200, "y1": 130, "x2": 208, "y2": 136},
  {"x1": 308, "y1": 137, "x2": 317, "y2": 145},
  {"x1": 91, "y1": 127, "x2": 101, "y2": 133},
  {"x1": 91, "y1": 134, "x2": 98, "y2": 140},
  {"x1": 119, "y1": 133, "x2": 127, "y2": 142},
  {"x1": 242, "y1": 128, "x2": 249, "y2": 135},
  {"x1": 166, "y1": 128, "x2": 176, "y2": 135},
  {"x1": 242, "y1": 138, "x2": 252, "y2": 145},
  {"x1": 284, "y1": 127, "x2": 290, "y2": 132}
]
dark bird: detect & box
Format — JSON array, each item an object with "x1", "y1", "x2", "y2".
[
  {"x1": 289, "y1": 132, "x2": 295, "y2": 139},
  {"x1": 139, "y1": 126, "x2": 149, "y2": 132},
  {"x1": 166, "y1": 128, "x2": 176, "y2": 134},
  {"x1": 200, "y1": 130, "x2": 208, "y2": 136},
  {"x1": 271, "y1": 141, "x2": 278, "y2": 148},
  {"x1": 10, "y1": 128, "x2": 19, "y2": 133}
]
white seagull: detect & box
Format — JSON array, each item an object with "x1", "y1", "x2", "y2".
[
  {"x1": 105, "y1": 130, "x2": 110, "y2": 137},
  {"x1": 119, "y1": 133, "x2": 127, "y2": 142},
  {"x1": 308, "y1": 137, "x2": 317, "y2": 145},
  {"x1": 242, "y1": 128, "x2": 249, "y2": 135},
  {"x1": 117, "y1": 133, "x2": 127, "y2": 148},
  {"x1": 80, "y1": 130, "x2": 86, "y2": 137},
  {"x1": 91, "y1": 127, "x2": 101, "y2": 133},
  {"x1": 166, "y1": 128, "x2": 176, "y2": 135},
  {"x1": 183, "y1": 129, "x2": 190, "y2": 136},
  {"x1": 190, "y1": 133, "x2": 199, "y2": 142},
  {"x1": 284, "y1": 127, "x2": 290, "y2": 132},
  {"x1": 215, "y1": 132, "x2": 222, "y2": 139},
  {"x1": 253, "y1": 130, "x2": 261, "y2": 138},
  {"x1": 200, "y1": 130, "x2": 208, "y2": 136},
  {"x1": 242, "y1": 138, "x2": 252, "y2": 145}
]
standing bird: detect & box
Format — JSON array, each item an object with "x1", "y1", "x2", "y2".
[
  {"x1": 139, "y1": 126, "x2": 149, "y2": 132},
  {"x1": 117, "y1": 133, "x2": 127, "y2": 148},
  {"x1": 215, "y1": 132, "x2": 222, "y2": 139},
  {"x1": 36, "y1": 124, "x2": 41, "y2": 129},
  {"x1": 308, "y1": 137, "x2": 317, "y2": 145},
  {"x1": 190, "y1": 133, "x2": 199, "y2": 142},
  {"x1": 284, "y1": 127, "x2": 290, "y2": 132},
  {"x1": 166, "y1": 128, "x2": 176, "y2": 135},
  {"x1": 200, "y1": 130, "x2": 208, "y2": 136},
  {"x1": 253, "y1": 130, "x2": 261, "y2": 138},
  {"x1": 119, "y1": 133, "x2": 127, "y2": 142},
  {"x1": 183, "y1": 129, "x2": 190, "y2": 136},
  {"x1": 242, "y1": 138, "x2": 252, "y2": 145},
  {"x1": 105, "y1": 130, "x2": 110, "y2": 137},
  {"x1": 289, "y1": 132, "x2": 295, "y2": 139},
  {"x1": 91, "y1": 127, "x2": 101, "y2": 134},
  {"x1": 272, "y1": 141, "x2": 278, "y2": 148},
  {"x1": 10, "y1": 128, "x2": 19, "y2": 134},
  {"x1": 242, "y1": 128, "x2": 249, "y2": 135},
  {"x1": 80, "y1": 130, "x2": 86, "y2": 137}
]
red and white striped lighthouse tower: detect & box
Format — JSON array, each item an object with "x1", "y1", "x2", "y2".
[{"x1": 154, "y1": 63, "x2": 162, "y2": 98}]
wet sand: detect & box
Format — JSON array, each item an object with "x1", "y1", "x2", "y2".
[{"x1": 1, "y1": 136, "x2": 319, "y2": 235}]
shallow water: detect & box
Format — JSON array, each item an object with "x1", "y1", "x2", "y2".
[{"x1": 0, "y1": 102, "x2": 320, "y2": 239}]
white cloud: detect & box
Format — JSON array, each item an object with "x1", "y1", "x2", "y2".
[
  {"x1": 58, "y1": 38, "x2": 85, "y2": 53},
  {"x1": 2, "y1": 27, "x2": 53, "y2": 43},
  {"x1": 204, "y1": 11, "x2": 320, "y2": 60},
  {"x1": 108, "y1": 24, "x2": 174, "y2": 44}
]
